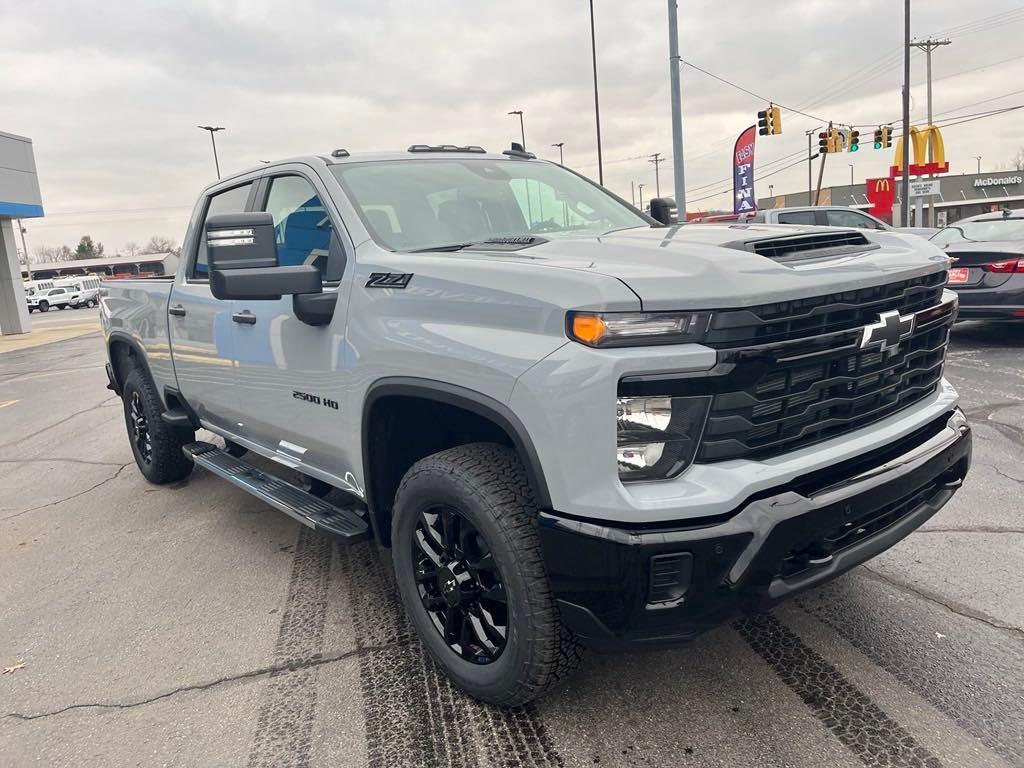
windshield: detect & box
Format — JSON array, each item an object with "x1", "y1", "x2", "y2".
[
  {"x1": 930, "y1": 217, "x2": 1024, "y2": 245},
  {"x1": 331, "y1": 158, "x2": 649, "y2": 252}
]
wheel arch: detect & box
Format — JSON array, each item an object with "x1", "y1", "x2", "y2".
[
  {"x1": 362, "y1": 378, "x2": 552, "y2": 546},
  {"x1": 107, "y1": 332, "x2": 154, "y2": 395}
]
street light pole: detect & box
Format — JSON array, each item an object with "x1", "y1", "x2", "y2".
[
  {"x1": 551, "y1": 142, "x2": 565, "y2": 165},
  {"x1": 17, "y1": 219, "x2": 30, "y2": 280},
  {"x1": 849, "y1": 164, "x2": 854, "y2": 186},
  {"x1": 638, "y1": 183, "x2": 645, "y2": 210},
  {"x1": 974, "y1": 155, "x2": 982, "y2": 174},
  {"x1": 197, "y1": 126, "x2": 225, "y2": 179},
  {"x1": 900, "y1": 0, "x2": 911, "y2": 227},
  {"x1": 667, "y1": 0, "x2": 686, "y2": 212},
  {"x1": 631, "y1": 180, "x2": 636, "y2": 206},
  {"x1": 507, "y1": 111, "x2": 526, "y2": 149},
  {"x1": 588, "y1": 0, "x2": 604, "y2": 185},
  {"x1": 805, "y1": 127, "x2": 820, "y2": 206}
]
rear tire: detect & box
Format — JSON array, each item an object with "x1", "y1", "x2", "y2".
[
  {"x1": 122, "y1": 368, "x2": 194, "y2": 484},
  {"x1": 391, "y1": 442, "x2": 583, "y2": 706}
]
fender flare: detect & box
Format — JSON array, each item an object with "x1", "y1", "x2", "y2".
[
  {"x1": 362, "y1": 377, "x2": 553, "y2": 518},
  {"x1": 106, "y1": 331, "x2": 154, "y2": 391}
]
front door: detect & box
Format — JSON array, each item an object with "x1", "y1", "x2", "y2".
[
  {"x1": 168, "y1": 180, "x2": 255, "y2": 433},
  {"x1": 229, "y1": 169, "x2": 355, "y2": 488}
]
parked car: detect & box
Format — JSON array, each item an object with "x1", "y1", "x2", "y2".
[
  {"x1": 742, "y1": 206, "x2": 938, "y2": 237},
  {"x1": 931, "y1": 209, "x2": 1024, "y2": 320},
  {"x1": 63, "y1": 277, "x2": 102, "y2": 308},
  {"x1": 101, "y1": 145, "x2": 970, "y2": 706},
  {"x1": 27, "y1": 286, "x2": 74, "y2": 312}
]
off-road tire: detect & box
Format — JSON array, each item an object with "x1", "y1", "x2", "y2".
[
  {"x1": 392, "y1": 442, "x2": 583, "y2": 706},
  {"x1": 122, "y1": 368, "x2": 194, "y2": 484},
  {"x1": 38, "y1": 301, "x2": 49, "y2": 312}
]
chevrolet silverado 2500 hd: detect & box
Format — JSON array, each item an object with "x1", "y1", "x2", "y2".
[{"x1": 101, "y1": 145, "x2": 971, "y2": 706}]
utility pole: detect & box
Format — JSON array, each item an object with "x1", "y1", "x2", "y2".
[
  {"x1": 815, "y1": 123, "x2": 830, "y2": 205},
  {"x1": 630, "y1": 180, "x2": 636, "y2": 206},
  {"x1": 197, "y1": 126, "x2": 225, "y2": 179},
  {"x1": 805, "y1": 127, "x2": 820, "y2": 205},
  {"x1": 849, "y1": 163, "x2": 854, "y2": 186},
  {"x1": 508, "y1": 110, "x2": 526, "y2": 149},
  {"x1": 667, "y1": 0, "x2": 686, "y2": 212},
  {"x1": 649, "y1": 153, "x2": 664, "y2": 197},
  {"x1": 588, "y1": 0, "x2": 604, "y2": 185},
  {"x1": 17, "y1": 219, "x2": 31, "y2": 281},
  {"x1": 551, "y1": 142, "x2": 565, "y2": 165},
  {"x1": 900, "y1": 0, "x2": 911, "y2": 227},
  {"x1": 911, "y1": 38, "x2": 950, "y2": 226}
]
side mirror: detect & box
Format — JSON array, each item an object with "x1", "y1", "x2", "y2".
[
  {"x1": 206, "y1": 212, "x2": 323, "y2": 302},
  {"x1": 649, "y1": 198, "x2": 678, "y2": 226}
]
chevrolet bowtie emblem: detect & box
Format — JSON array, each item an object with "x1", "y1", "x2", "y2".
[{"x1": 860, "y1": 310, "x2": 915, "y2": 352}]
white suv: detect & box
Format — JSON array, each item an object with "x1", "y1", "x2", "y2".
[{"x1": 27, "y1": 287, "x2": 74, "y2": 312}]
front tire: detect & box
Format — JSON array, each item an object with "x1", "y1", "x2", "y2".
[
  {"x1": 38, "y1": 302, "x2": 49, "y2": 312},
  {"x1": 392, "y1": 443, "x2": 582, "y2": 706},
  {"x1": 121, "y1": 368, "x2": 194, "y2": 484}
]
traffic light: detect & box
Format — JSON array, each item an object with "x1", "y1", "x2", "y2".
[
  {"x1": 757, "y1": 104, "x2": 781, "y2": 136},
  {"x1": 849, "y1": 129, "x2": 860, "y2": 152},
  {"x1": 881, "y1": 126, "x2": 892, "y2": 148},
  {"x1": 873, "y1": 127, "x2": 884, "y2": 149},
  {"x1": 818, "y1": 131, "x2": 830, "y2": 154}
]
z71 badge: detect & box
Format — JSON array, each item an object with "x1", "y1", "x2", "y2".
[{"x1": 366, "y1": 272, "x2": 413, "y2": 289}]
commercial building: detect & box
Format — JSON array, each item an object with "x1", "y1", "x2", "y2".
[
  {"x1": 0, "y1": 131, "x2": 44, "y2": 336},
  {"x1": 757, "y1": 170, "x2": 1024, "y2": 227},
  {"x1": 26, "y1": 252, "x2": 179, "y2": 281}
]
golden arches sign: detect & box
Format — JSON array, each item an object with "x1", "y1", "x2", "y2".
[{"x1": 891, "y1": 125, "x2": 949, "y2": 176}]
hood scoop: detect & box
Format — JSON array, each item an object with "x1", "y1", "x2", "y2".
[{"x1": 729, "y1": 230, "x2": 878, "y2": 263}]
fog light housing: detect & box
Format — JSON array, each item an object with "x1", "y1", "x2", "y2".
[{"x1": 617, "y1": 396, "x2": 711, "y2": 481}]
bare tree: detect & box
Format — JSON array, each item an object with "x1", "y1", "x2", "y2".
[
  {"x1": 140, "y1": 236, "x2": 178, "y2": 255},
  {"x1": 123, "y1": 241, "x2": 140, "y2": 259},
  {"x1": 1012, "y1": 147, "x2": 1024, "y2": 172},
  {"x1": 33, "y1": 244, "x2": 76, "y2": 263}
]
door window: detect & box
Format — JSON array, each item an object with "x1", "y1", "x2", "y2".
[
  {"x1": 192, "y1": 182, "x2": 254, "y2": 278},
  {"x1": 776, "y1": 211, "x2": 818, "y2": 225},
  {"x1": 263, "y1": 175, "x2": 342, "y2": 281},
  {"x1": 826, "y1": 209, "x2": 881, "y2": 229}
]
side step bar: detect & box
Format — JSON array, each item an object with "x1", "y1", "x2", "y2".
[{"x1": 183, "y1": 441, "x2": 370, "y2": 543}]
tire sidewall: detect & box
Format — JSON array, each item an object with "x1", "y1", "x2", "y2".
[{"x1": 392, "y1": 468, "x2": 536, "y2": 701}]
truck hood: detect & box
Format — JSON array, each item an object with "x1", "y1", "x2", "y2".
[{"x1": 468, "y1": 224, "x2": 951, "y2": 310}]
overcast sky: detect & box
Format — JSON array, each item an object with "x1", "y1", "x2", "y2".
[{"x1": 5, "y1": 0, "x2": 1024, "y2": 255}]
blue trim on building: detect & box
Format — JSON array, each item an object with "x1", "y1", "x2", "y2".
[{"x1": 0, "y1": 201, "x2": 45, "y2": 218}]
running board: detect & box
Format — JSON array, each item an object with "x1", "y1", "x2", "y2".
[{"x1": 183, "y1": 441, "x2": 370, "y2": 543}]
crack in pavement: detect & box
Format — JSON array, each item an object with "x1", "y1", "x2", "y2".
[
  {"x1": 0, "y1": 396, "x2": 118, "y2": 452},
  {"x1": 862, "y1": 565, "x2": 1024, "y2": 639},
  {"x1": 0, "y1": 457, "x2": 126, "y2": 468},
  {"x1": 3, "y1": 641, "x2": 406, "y2": 722},
  {"x1": 0, "y1": 464, "x2": 130, "y2": 523},
  {"x1": 989, "y1": 465, "x2": 1024, "y2": 485}
]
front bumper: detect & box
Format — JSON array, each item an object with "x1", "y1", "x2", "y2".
[{"x1": 537, "y1": 408, "x2": 971, "y2": 650}]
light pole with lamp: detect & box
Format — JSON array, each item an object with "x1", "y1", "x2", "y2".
[
  {"x1": 551, "y1": 142, "x2": 565, "y2": 165},
  {"x1": 507, "y1": 111, "x2": 526, "y2": 149},
  {"x1": 974, "y1": 156, "x2": 982, "y2": 174},
  {"x1": 197, "y1": 126, "x2": 225, "y2": 179}
]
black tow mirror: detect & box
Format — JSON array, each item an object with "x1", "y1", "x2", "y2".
[
  {"x1": 649, "y1": 197, "x2": 679, "y2": 226},
  {"x1": 206, "y1": 212, "x2": 323, "y2": 302}
]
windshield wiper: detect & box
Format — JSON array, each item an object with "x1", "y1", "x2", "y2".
[
  {"x1": 409, "y1": 242, "x2": 478, "y2": 253},
  {"x1": 409, "y1": 236, "x2": 548, "y2": 253}
]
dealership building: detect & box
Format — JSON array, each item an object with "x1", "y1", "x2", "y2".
[
  {"x1": 0, "y1": 130, "x2": 44, "y2": 336},
  {"x1": 757, "y1": 171, "x2": 1024, "y2": 226}
]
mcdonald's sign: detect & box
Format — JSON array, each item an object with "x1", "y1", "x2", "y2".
[
  {"x1": 890, "y1": 125, "x2": 949, "y2": 177},
  {"x1": 866, "y1": 176, "x2": 895, "y2": 217}
]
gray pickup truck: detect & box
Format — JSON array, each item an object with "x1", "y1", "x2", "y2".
[{"x1": 101, "y1": 145, "x2": 971, "y2": 706}]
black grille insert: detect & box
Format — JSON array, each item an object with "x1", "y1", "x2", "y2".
[
  {"x1": 748, "y1": 231, "x2": 872, "y2": 261},
  {"x1": 696, "y1": 301, "x2": 954, "y2": 463}
]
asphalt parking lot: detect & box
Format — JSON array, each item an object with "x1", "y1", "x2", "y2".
[{"x1": 1, "y1": 320, "x2": 1022, "y2": 768}]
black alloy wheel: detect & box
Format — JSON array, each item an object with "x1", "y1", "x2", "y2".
[
  {"x1": 129, "y1": 390, "x2": 153, "y2": 464},
  {"x1": 412, "y1": 505, "x2": 508, "y2": 664}
]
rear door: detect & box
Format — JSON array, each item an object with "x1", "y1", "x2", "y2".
[
  {"x1": 775, "y1": 210, "x2": 819, "y2": 226},
  {"x1": 169, "y1": 180, "x2": 256, "y2": 432},
  {"x1": 229, "y1": 167, "x2": 356, "y2": 484}
]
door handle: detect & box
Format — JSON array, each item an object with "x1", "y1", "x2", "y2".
[
  {"x1": 168, "y1": 304, "x2": 186, "y2": 317},
  {"x1": 232, "y1": 310, "x2": 257, "y2": 325}
]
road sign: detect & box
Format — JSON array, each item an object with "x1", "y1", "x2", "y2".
[{"x1": 908, "y1": 179, "x2": 940, "y2": 198}]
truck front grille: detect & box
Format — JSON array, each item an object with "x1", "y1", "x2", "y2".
[{"x1": 695, "y1": 291, "x2": 955, "y2": 463}]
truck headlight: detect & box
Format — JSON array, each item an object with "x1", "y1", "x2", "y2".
[
  {"x1": 617, "y1": 396, "x2": 711, "y2": 481},
  {"x1": 568, "y1": 311, "x2": 711, "y2": 348}
]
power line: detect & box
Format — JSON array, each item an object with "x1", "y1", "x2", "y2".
[{"x1": 678, "y1": 59, "x2": 830, "y2": 123}]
